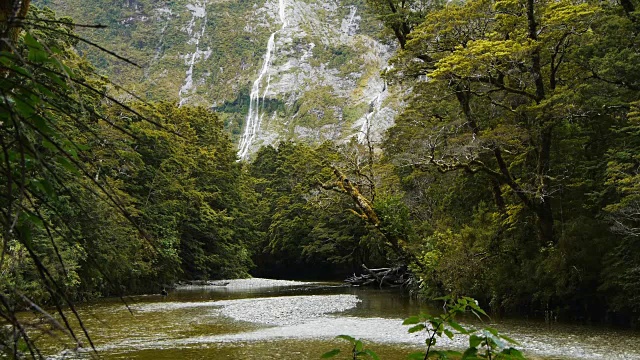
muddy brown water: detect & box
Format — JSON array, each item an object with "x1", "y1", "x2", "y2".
[{"x1": 37, "y1": 279, "x2": 640, "y2": 359}]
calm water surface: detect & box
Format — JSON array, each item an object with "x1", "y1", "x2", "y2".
[{"x1": 40, "y1": 280, "x2": 640, "y2": 359}]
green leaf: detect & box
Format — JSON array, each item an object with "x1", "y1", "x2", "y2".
[
  {"x1": 408, "y1": 324, "x2": 426, "y2": 333},
  {"x1": 468, "y1": 301, "x2": 488, "y2": 316},
  {"x1": 500, "y1": 348, "x2": 525, "y2": 359},
  {"x1": 16, "y1": 221, "x2": 33, "y2": 246},
  {"x1": 363, "y1": 349, "x2": 380, "y2": 360},
  {"x1": 42, "y1": 139, "x2": 58, "y2": 152},
  {"x1": 32, "y1": 179, "x2": 55, "y2": 197},
  {"x1": 429, "y1": 319, "x2": 442, "y2": 332},
  {"x1": 24, "y1": 32, "x2": 49, "y2": 63},
  {"x1": 25, "y1": 212, "x2": 44, "y2": 227},
  {"x1": 485, "y1": 327, "x2": 499, "y2": 336},
  {"x1": 406, "y1": 352, "x2": 426, "y2": 360},
  {"x1": 447, "y1": 320, "x2": 467, "y2": 334},
  {"x1": 56, "y1": 156, "x2": 80, "y2": 174},
  {"x1": 28, "y1": 46, "x2": 49, "y2": 63},
  {"x1": 32, "y1": 115, "x2": 55, "y2": 136},
  {"x1": 42, "y1": 69, "x2": 67, "y2": 88},
  {"x1": 321, "y1": 349, "x2": 341, "y2": 358},
  {"x1": 444, "y1": 329, "x2": 454, "y2": 339},
  {"x1": 0, "y1": 55, "x2": 32, "y2": 77},
  {"x1": 23, "y1": 33, "x2": 44, "y2": 51},
  {"x1": 403, "y1": 316, "x2": 421, "y2": 325},
  {"x1": 336, "y1": 335, "x2": 356, "y2": 344},
  {"x1": 469, "y1": 334, "x2": 483, "y2": 348},
  {"x1": 13, "y1": 96, "x2": 36, "y2": 117},
  {"x1": 461, "y1": 347, "x2": 479, "y2": 360},
  {"x1": 483, "y1": 330, "x2": 506, "y2": 349},
  {"x1": 355, "y1": 340, "x2": 363, "y2": 352}
]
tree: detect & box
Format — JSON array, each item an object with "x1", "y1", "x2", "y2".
[
  {"x1": 0, "y1": 4, "x2": 147, "y2": 355},
  {"x1": 368, "y1": 0, "x2": 640, "y2": 316},
  {"x1": 0, "y1": 0, "x2": 31, "y2": 53},
  {"x1": 246, "y1": 142, "x2": 393, "y2": 279},
  {"x1": 0, "y1": 5, "x2": 257, "y2": 355},
  {"x1": 364, "y1": 0, "x2": 438, "y2": 49},
  {"x1": 385, "y1": 0, "x2": 616, "y2": 246}
]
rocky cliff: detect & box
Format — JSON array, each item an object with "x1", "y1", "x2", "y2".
[{"x1": 36, "y1": 0, "x2": 402, "y2": 158}]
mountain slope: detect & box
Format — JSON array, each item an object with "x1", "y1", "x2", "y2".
[{"x1": 36, "y1": 0, "x2": 402, "y2": 158}]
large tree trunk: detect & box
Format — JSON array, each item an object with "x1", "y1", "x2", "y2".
[
  {"x1": 527, "y1": 0, "x2": 556, "y2": 245},
  {"x1": 535, "y1": 126, "x2": 555, "y2": 245},
  {"x1": 0, "y1": 0, "x2": 30, "y2": 53}
]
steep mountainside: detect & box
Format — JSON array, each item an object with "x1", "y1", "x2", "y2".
[{"x1": 35, "y1": 0, "x2": 402, "y2": 158}]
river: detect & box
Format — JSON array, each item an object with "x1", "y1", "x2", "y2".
[{"x1": 42, "y1": 279, "x2": 640, "y2": 359}]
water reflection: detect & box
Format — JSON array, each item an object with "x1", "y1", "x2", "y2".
[{"x1": 41, "y1": 280, "x2": 640, "y2": 360}]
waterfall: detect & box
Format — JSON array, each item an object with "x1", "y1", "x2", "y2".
[
  {"x1": 345, "y1": 6, "x2": 358, "y2": 36},
  {"x1": 178, "y1": 1, "x2": 209, "y2": 107},
  {"x1": 237, "y1": 0, "x2": 287, "y2": 160},
  {"x1": 357, "y1": 87, "x2": 385, "y2": 144}
]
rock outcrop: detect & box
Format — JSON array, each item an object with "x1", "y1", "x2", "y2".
[{"x1": 38, "y1": 0, "x2": 403, "y2": 157}]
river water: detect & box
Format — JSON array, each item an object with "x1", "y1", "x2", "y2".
[{"x1": 42, "y1": 279, "x2": 640, "y2": 359}]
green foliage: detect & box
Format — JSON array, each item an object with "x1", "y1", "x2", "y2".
[
  {"x1": 0, "y1": 4, "x2": 174, "y2": 354},
  {"x1": 374, "y1": 196, "x2": 412, "y2": 242},
  {"x1": 364, "y1": 0, "x2": 438, "y2": 48},
  {"x1": 371, "y1": 0, "x2": 640, "y2": 320},
  {"x1": 322, "y1": 335, "x2": 381, "y2": 360},
  {"x1": 322, "y1": 297, "x2": 525, "y2": 360},
  {"x1": 0, "y1": 5, "x2": 259, "y2": 354},
  {"x1": 403, "y1": 297, "x2": 524, "y2": 360},
  {"x1": 105, "y1": 102, "x2": 254, "y2": 281},
  {"x1": 248, "y1": 142, "x2": 389, "y2": 279}
]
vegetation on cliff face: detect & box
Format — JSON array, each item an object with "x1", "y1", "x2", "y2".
[{"x1": 34, "y1": 0, "x2": 402, "y2": 153}]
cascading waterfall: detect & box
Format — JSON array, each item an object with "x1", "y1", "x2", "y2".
[
  {"x1": 237, "y1": 0, "x2": 287, "y2": 160},
  {"x1": 178, "y1": 1, "x2": 210, "y2": 107},
  {"x1": 357, "y1": 86, "x2": 385, "y2": 144},
  {"x1": 345, "y1": 6, "x2": 358, "y2": 35}
]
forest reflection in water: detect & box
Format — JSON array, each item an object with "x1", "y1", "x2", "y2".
[{"x1": 40, "y1": 279, "x2": 640, "y2": 360}]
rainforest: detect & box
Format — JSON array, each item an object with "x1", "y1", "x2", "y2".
[{"x1": 0, "y1": 0, "x2": 639, "y2": 358}]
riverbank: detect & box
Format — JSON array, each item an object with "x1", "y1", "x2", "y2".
[
  {"x1": 174, "y1": 278, "x2": 317, "y2": 290},
  {"x1": 41, "y1": 279, "x2": 640, "y2": 360}
]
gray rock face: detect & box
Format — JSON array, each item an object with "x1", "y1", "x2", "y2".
[
  {"x1": 235, "y1": 0, "x2": 402, "y2": 157},
  {"x1": 38, "y1": 0, "x2": 403, "y2": 157}
]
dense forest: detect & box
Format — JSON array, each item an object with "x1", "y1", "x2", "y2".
[{"x1": 1, "y1": 0, "x2": 639, "y2": 356}]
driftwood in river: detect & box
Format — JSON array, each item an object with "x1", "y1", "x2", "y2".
[{"x1": 345, "y1": 264, "x2": 412, "y2": 288}]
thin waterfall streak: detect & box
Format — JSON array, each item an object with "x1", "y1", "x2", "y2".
[
  {"x1": 238, "y1": 0, "x2": 287, "y2": 160},
  {"x1": 263, "y1": 72, "x2": 272, "y2": 103},
  {"x1": 358, "y1": 89, "x2": 384, "y2": 144},
  {"x1": 279, "y1": 0, "x2": 287, "y2": 27},
  {"x1": 178, "y1": 1, "x2": 208, "y2": 107},
  {"x1": 347, "y1": 6, "x2": 357, "y2": 30}
]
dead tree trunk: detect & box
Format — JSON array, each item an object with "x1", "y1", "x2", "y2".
[
  {"x1": 319, "y1": 166, "x2": 425, "y2": 272},
  {"x1": 345, "y1": 264, "x2": 413, "y2": 288}
]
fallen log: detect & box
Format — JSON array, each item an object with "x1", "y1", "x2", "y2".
[{"x1": 345, "y1": 264, "x2": 412, "y2": 288}]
